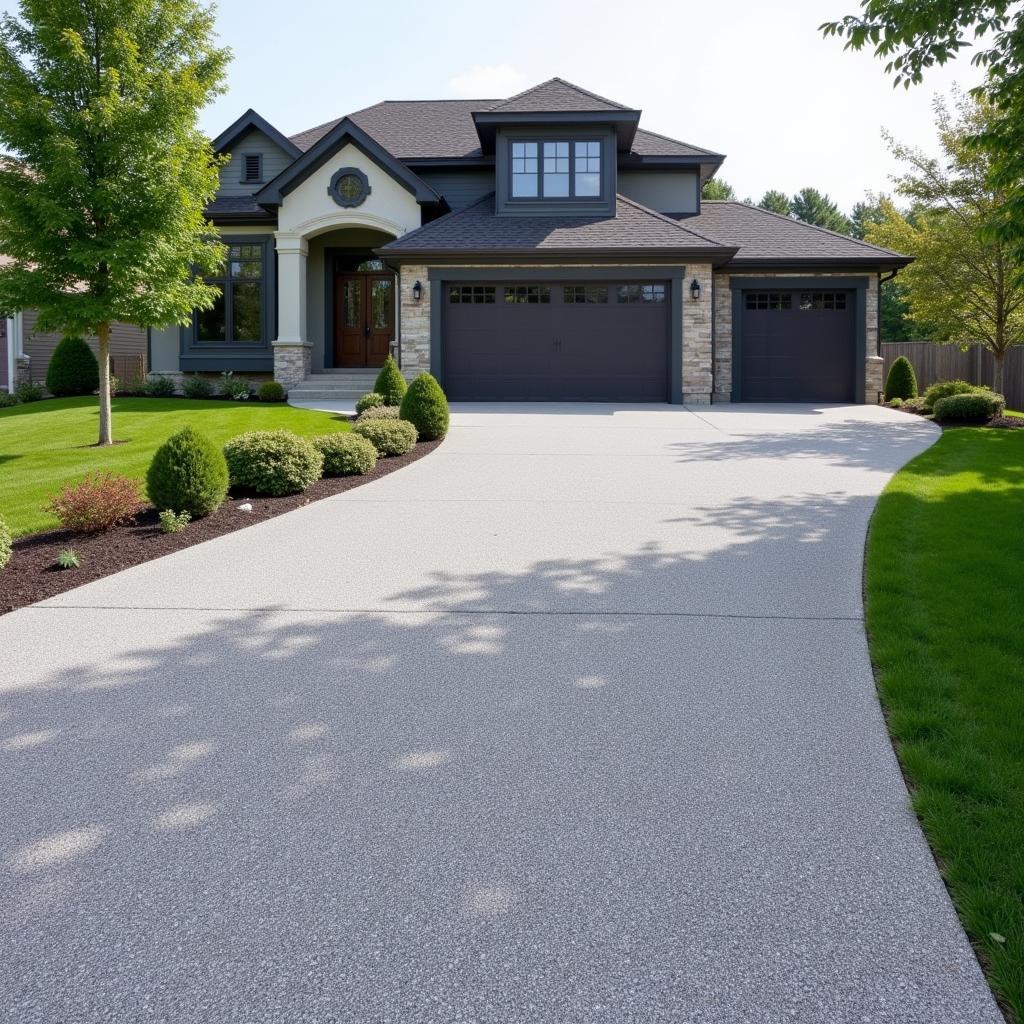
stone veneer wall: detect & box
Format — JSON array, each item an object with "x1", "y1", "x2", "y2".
[
  {"x1": 272, "y1": 343, "x2": 312, "y2": 390},
  {"x1": 398, "y1": 265, "x2": 431, "y2": 375}
]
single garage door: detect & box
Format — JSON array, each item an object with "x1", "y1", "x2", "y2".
[
  {"x1": 443, "y1": 281, "x2": 670, "y2": 401},
  {"x1": 739, "y1": 288, "x2": 856, "y2": 402}
]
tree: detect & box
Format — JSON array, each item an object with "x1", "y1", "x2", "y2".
[
  {"x1": 758, "y1": 190, "x2": 792, "y2": 216},
  {"x1": 0, "y1": 0, "x2": 230, "y2": 445},
  {"x1": 821, "y1": 2, "x2": 1024, "y2": 265},
  {"x1": 790, "y1": 187, "x2": 853, "y2": 234},
  {"x1": 702, "y1": 178, "x2": 736, "y2": 201},
  {"x1": 865, "y1": 94, "x2": 1024, "y2": 393}
]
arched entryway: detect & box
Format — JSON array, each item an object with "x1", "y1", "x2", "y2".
[{"x1": 331, "y1": 256, "x2": 394, "y2": 369}]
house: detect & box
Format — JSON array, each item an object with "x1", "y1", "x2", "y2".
[{"x1": 149, "y1": 78, "x2": 911, "y2": 404}]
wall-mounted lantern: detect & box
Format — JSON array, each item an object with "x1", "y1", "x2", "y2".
[
  {"x1": 412, "y1": 280, "x2": 423, "y2": 302},
  {"x1": 690, "y1": 278, "x2": 702, "y2": 301}
]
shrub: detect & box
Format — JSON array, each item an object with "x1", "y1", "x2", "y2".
[
  {"x1": 372, "y1": 356, "x2": 407, "y2": 406},
  {"x1": 932, "y1": 391, "x2": 1006, "y2": 422},
  {"x1": 158, "y1": 509, "x2": 192, "y2": 534},
  {"x1": 46, "y1": 472, "x2": 144, "y2": 533},
  {"x1": 355, "y1": 392, "x2": 385, "y2": 415},
  {"x1": 352, "y1": 418, "x2": 418, "y2": 457},
  {"x1": 143, "y1": 374, "x2": 178, "y2": 398},
  {"x1": 219, "y1": 371, "x2": 251, "y2": 401},
  {"x1": 147, "y1": 426, "x2": 229, "y2": 519},
  {"x1": 57, "y1": 548, "x2": 80, "y2": 570},
  {"x1": 312, "y1": 432, "x2": 378, "y2": 476},
  {"x1": 0, "y1": 514, "x2": 11, "y2": 571},
  {"x1": 14, "y1": 380, "x2": 44, "y2": 403},
  {"x1": 902, "y1": 396, "x2": 928, "y2": 414},
  {"x1": 182, "y1": 374, "x2": 216, "y2": 400},
  {"x1": 45, "y1": 336, "x2": 99, "y2": 396},
  {"x1": 358, "y1": 404, "x2": 400, "y2": 421},
  {"x1": 399, "y1": 373, "x2": 449, "y2": 440},
  {"x1": 922, "y1": 379, "x2": 979, "y2": 412},
  {"x1": 258, "y1": 381, "x2": 286, "y2": 403},
  {"x1": 223, "y1": 430, "x2": 323, "y2": 495},
  {"x1": 884, "y1": 356, "x2": 917, "y2": 401},
  {"x1": 0, "y1": 392, "x2": 18, "y2": 408},
  {"x1": 888, "y1": 397, "x2": 904, "y2": 408}
]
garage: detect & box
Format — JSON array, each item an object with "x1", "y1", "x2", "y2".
[
  {"x1": 442, "y1": 280, "x2": 670, "y2": 401},
  {"x1": 737, "y1": 288, "x2": 858, "y2": 402}
]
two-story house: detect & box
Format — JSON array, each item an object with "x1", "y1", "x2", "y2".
[{"x1": 149, "y1": 78, "x2": 910, "y2": 404}]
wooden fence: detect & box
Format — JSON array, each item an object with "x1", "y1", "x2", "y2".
[{"x1": 881, "y1": 342, "x2": 1024, "y2": 411}]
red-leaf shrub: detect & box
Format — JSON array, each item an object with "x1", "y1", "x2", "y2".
[{"x1": 46, "y1": 472, "x2": 145, "y2": 534}]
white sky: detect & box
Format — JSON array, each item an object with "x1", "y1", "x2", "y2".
[{"x1": 2, "y1": 0, "x2": 986, "y2": 210}]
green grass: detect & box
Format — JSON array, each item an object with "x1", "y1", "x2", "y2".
[
  {"x1": 866, "y1": 427, "x2": 1024, "y2": 1020},
  {"x1": 0, "y1": 397, "x2": 350, "y2": 537},
  {"x1": 1005, "y1": 409, "x2": 1023, "y2": 419}
]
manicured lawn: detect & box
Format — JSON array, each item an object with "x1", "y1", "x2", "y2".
[
  {"x1": 866, "y1": 427, "x2": 1024, "y2": 1020},
  {"x1": 0, "y1": 397, "x2": 350, "y2": 537}
]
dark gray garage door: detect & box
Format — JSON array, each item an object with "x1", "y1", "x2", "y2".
[
  {"x1": 443, "y1": 281, "x2": 669, "y2": 401},
  {"x1": 739, "y1": 289, "x2": 856, "y2": 402}
]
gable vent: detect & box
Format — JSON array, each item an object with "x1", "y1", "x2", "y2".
[{"x1": 243, "y1": 153, "x2": 262, "y2": 182}]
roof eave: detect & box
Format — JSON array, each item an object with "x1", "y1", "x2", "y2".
[
  {"x1": 471, "y1": 109, "x2": 642, "y2": 154},
  {"x1": 375, "y1": 245, "x2": 737, "y2": 265},
  {"x1": 211, "y1": 109, "x2": 302, "y2": 160},
  {"x1": 724, "y1": 256, "x2": 914, "y2": 271}
]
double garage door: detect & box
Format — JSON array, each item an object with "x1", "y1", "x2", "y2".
[{"x1": 442, "y1": 280, "x2": 670, "y2": 402}]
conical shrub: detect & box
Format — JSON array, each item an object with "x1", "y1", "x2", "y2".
[
  {"x1": 884, "y1": 356, "x2": 918, "y2": 401},
  {"x1": 46, "y1": 336, "x2": 99, "y2": 396},
  {"x1": 399, "y1": 373, "x2": 449, "y2": 440},
  {"x1": 373, "y1": 355, "x2": 408, "y2": 406},
  {"x1": 147, "y1": 426, "x2": 229, "y2": 518}
]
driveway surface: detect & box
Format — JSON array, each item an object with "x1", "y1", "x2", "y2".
[{"x1": 0, "y1": 404, "x2": 1001, "y2": 1023}]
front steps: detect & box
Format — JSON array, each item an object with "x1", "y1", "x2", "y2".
[{"x1": 287, "y1": 370, "x2": 379, "y2": 402}]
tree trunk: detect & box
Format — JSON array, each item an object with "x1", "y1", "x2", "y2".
[
  {"x1": 97, "y1": 321, "x2": 112, "y2": 446},
  {"x1": 993, "y1": 352, "x2": 1005, "y2": 396}
]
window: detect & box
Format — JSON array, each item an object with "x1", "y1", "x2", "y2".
[
  {"x1": 799, "y1": 291, "x2": 847, "y2": 310},
  {"x1": 328, "y1": 166, "x2": 371, "y2": 208},
  {"x1": 196, "y1": 243, "x2": 264, "y2": 343},
  {"x1": 449, "y1": 285, "x2": 495, "y2": 304},
  {"x1": 745, "y1": 291, "x2": 792, "y2": 311},
  {"x1": 504, "y1": 286, "x2": 551, "y2": 304},
  {"x1": 242, "y1": 153, "x2": 262, "y2": 183},
  {"x1": 511, "y1": 142, "x2": 538, "y2": 197},
  {"x1": 574, "y1": 141, "x2": 601, "y2": 197},
  {"x1": 510, "y1": 139, "x2": 602, "y2": 200},
  {"x1": 617, "y1": 283, "x2": 666, "y2": 304},
  {"x1": 543, "y1": 141, "x2": 570, "y2": 197},
  {"x1": 564, "y1": 285, "x2": 608, "y2": 304}
]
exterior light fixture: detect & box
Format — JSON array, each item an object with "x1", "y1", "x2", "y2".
[
  {"x1": 690, "y1": 278, "x2": 701, "y2": 301},
  {"x1": 412, "y1": 280, "x2": 423, "y2": 301}
]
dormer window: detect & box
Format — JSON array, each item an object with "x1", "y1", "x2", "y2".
[
  {"x1": 510, "y1": 139, "x2": 603, "y2": 200},
  {"x1": 243, "y1": 153, "x2": 262, "y2": 183}
]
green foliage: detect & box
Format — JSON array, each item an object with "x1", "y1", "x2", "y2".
[
  {"x1": 372, "y1": 357, "x2": 408, "y2": 406},
  {"x1": 355, "y1": 392, "x2": 385, "y2": 414},
  {"x1": 143, "y1": 375, "x2": 178, "y2": 398},
  {"x1": 46, "y1": 471, "x2": 143, "y2": 533},
  {"x1": 358, "y1": 405, "x2": 400, "y2": 421},
  {"x1": 902, "y1": 396, "x2": 928, "y2": 414},
  {"x1": 933, "y1": 391, "x2": 1005, "y2": 421},
  {"x1": 219, "y1": 371, "x2": 251, "y2": 401},
  {"x1": 758, "y1": 190, "x2": 791, "y2": 216},
  {"x1": 223, "y1": 430, "x2": 323, "y2": 495},
  {"x1": 701, "y1": 178, "x2": 736, "y2": 201},
  {"x1": 884, "y1": 356, "x2": 918, "y2": 400},
  {"x1": 790, "y1": 187, "x2": 852, "y2": 234},
  {"x1": 0, "y1": 392, "x2": 18, "y2": 408},
  {"x1": 57, "y1": 547, "x2": 80, "y2": 570},
  {"x1": 45, "y1": 336, "x2": 99, "y2": 396},
  {"x1": 399, "y1": 373, "x2": 449, "y2": 440},
  {"x1": 14, "y1": 380, "x2": 44, "y2": 403},
  {"x1": 922, "y1": 379, "x2": 981, "y2": 411},
  {"x1": 312, "y1": 432, "x2": 378, "y2": 476},
  {"x1": 888, "y1": 397, "x2": 904, "y2": 408},
  {"x1": 182, "y1": 374, "x2": 215, "y2": 399},
  {"x1": 146, "y1": 426, "x2": 228, "y2": 518},
  {"x1": 158, "y1": 508, "x2": 192, "y2": 533},
  {"x1": 257, "y1": 381, "x2": 285, "y2": 403},
  {"x1": 352, "y1": 419, "x2": 418, "y2": 457},
  {"x1": 0, "y1": 514, "x2": 10, "y2": 571}
]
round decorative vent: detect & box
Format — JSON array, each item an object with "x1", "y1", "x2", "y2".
[{"x1": 328, "y1": 166, "x2": 371, "y2": 208}]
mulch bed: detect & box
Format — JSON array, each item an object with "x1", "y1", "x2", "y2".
[
  {"x1": 889, "y1": 405, "x2": 1024, "y2": 429},
  {"x1": 0, "y1": 437, "x2": 443, "y2": 616}
]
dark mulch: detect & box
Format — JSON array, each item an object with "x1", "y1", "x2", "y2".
[
  {"x1": 889, "y1": 405, "x2": 1024, "y2": 429},
  {"x1": 1, "y1": 437, "x2": 443, "y2": 616}
]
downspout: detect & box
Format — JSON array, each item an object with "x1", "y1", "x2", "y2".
[{"x1": 4, "y1": 315, "x2": 14, "y2": 394}]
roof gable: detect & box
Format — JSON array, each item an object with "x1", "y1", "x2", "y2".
[
  {"x1": 486, "y1": 77, "x2": 631, "y2": 113},
  {"x1": 211, "y1": 109, "x2": 301, "y2": 160}
]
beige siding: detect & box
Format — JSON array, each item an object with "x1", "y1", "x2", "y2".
[{"x1": 21, "y1": 309, "x2": 147, "y2": 385}]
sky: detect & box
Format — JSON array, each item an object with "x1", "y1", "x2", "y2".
[{"x1": 2, "y1": 0, "x2": 987, "y2": 210}]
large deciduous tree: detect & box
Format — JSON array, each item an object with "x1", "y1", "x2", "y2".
[
  {"x1": 865, "y1": 94, "x2": 1024, "y2": 392},
  {"x1": 0, "y1": 0, "x2": 229, "y2": 445}
]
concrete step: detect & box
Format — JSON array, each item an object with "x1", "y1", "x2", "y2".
[{"x1": 287, "y1": 388, "x2": 369, "y2": 400}]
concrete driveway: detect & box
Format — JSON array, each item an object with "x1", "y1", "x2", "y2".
[{"x1": 0, "y1": 404, "x2": 1001, "y2": 1023}]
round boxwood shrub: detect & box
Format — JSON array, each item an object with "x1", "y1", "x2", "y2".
[
  {"x1": 399, "y1": 372, "x2": 449, "y2": 440},
  {"x1": 0, "y1": 514, "x2": 11, "y2": 572},
  {"x1": 258, "y1": 381, "x2": 286, "y2": 403},
  {"x1": 358, "y1": 404, "x2": 400, "y2": 421},
  {"x1": 223, "y1": 430, "x2": 323, "y2": 495},
  {"x1": 182, "y1": 374, "x2": 215, "y2": 399},
  {"x1": 884, "y1": 356, "x2": 917, "y2": 401},
  {"x1": 146, "y1": 426, "x2": 229, "y2": 518},
  {"x1": 372, "y1": 356, "x2": 408, "y2": 406},
  {"x1": 352, "y1": 419, "x2": 418, "y2": 457},
  {"x1": 932, "y1": 391, "x2": 1005, "y2": 422},
  {"x1": 312, "y1": 432, "x2": 378, "y2": 476},
  {"x1": 922, "y1": 379, "x2": 978, "y2": 412},
  {"x1": 355, "y1": 392, "x2": 384, "y2": 415},
  {"x1": 46, "y1": 336, "x2": 99, "y2": 396},
  {"x1": 888, "y1": 397, "x2": 903, "y2": 408}
]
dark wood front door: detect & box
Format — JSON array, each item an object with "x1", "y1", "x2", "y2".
[{"x1": 335, "y1": 273, "x2": 394, "y2": 368}]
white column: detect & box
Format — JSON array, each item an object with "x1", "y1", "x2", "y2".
[
  {"x1": 5, "y1": 316, "x2": 14, "y2": 393},
  {"x1": 273, "y1": 233, "x2": 309, "y2": 345}
]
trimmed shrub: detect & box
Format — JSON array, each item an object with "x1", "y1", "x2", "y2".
[
  {"x1": 219, "y1": 371, "x2": 251, "y2": 401},
  {"x1": 182, "y1": 374, "x2": 216, "y2": 399},
  {"x1": 372, "y1": 356, "x2": 408, "y2": 406},
  {"x1": 884, "y1": 356, "x2": 917, "y2": 401},
  {"x1": 158, "y1": 509, "x2": 192, "y2": 534},
  {"x1": 352, "y1": 418, "x2": 418, "y2": 457},
  {"x1": 258, "y1": 381, "x2": 286, "y2": 403},
  {"x1": 355, "y1": 392, "x2": 385, "y2": 415},
  {"x1": 922, "y1": 379, "x2": 979, "y2": 412},
  {"x1": 312, "y1": 432, "x2": 378, "y2": 476},
  {"x1": 399, "y1": 372, "x2": 449, "y2": 440},
  {"x1": 46, "y1": 472, "x2": 144, "y2": 533},
  {"x1": 358, "y1": 404, "x2": 400, "y2": 421},
  {"x1": 0, "y1": 392, "x2": 18, "y2": 408},
  {"x1": 888, "y1": 397, "x2": 904, "y2": 408},
  {"x1": 933, "y1": 391, "x2": 1005, "y2": 422},
  {"x1": 14, "y1": 380, "x2": 44, "y2": 403},
  {"x1": 46, "y1": 336, "x2": 99, "y2": 396},
  {"x1": 0, "y1": 514, "x2": 11, "y2": 571},
  {"x1": 146, "y1": 426, "x2": 229, "y2": 518},
  {"x1": 143, "y1": 374, "x2": 178, "y2": 398},
  {"x1": 902, "y1": 396, "x2": 928, "y2": 414},
  {"x1": 223, "y1": 430, "x2": 323, "y2": 495}
]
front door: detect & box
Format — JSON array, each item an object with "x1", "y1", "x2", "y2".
[{"x1": 335, "y1": 273, "x2": 394, "y2": 368}]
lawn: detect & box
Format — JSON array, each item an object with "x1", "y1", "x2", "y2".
[
  {"x1": 0, "y1": 397, "x2": 350, "y2": 537},
  {"x1": 866, "y1": 427, "x2": 1024, "y2": 1020}
]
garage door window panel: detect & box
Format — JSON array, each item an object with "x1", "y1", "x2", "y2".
[
  {"x1": 745, "y1": 292, "x2": 791, "y2": 311},
  {"x1": 800, "y1": 292, "x2": 847, "y2": 310},
  {"x1": 618, "y1": 283, "x2": 666, "y2": 304},
  {"x1": 504, "y1": 286, "x2": 551, "y2": 304},
  {"x1": 449, "y1": 285, "x2": 496, "y2": 304},
  {"x1": 564, "y1": 286, "x2": 608, "y2": 304}
]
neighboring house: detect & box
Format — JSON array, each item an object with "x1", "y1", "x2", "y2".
[{"x1": 149, "y1": 78, "x2": 911, "y2": 403}]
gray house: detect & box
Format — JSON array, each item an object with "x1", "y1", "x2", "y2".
[{"x1": 149, "y1": 78, "x2": 910, "y2": 404}]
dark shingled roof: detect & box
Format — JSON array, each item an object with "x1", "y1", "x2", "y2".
[
  {"x1": 486, "y1": 77, "x2": 631, "y2": 113},
  {"x1": 380, "y1": 194, "x2": 735, "y2": 256},
  {"x1": 672, "y1": 202, "x2": 910, "y2": 265},
  {"x1": 206, "y1": 195, "x2": 274, "y2": 219}
]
